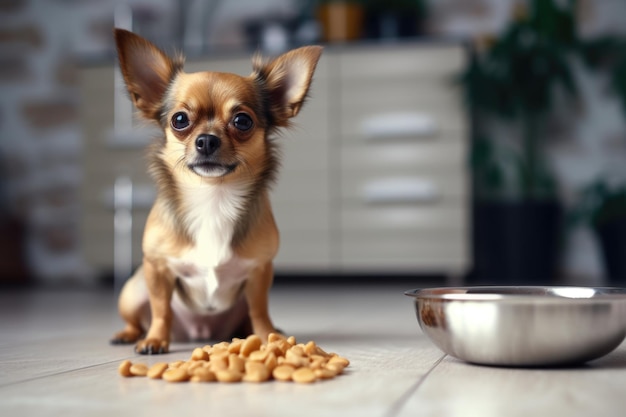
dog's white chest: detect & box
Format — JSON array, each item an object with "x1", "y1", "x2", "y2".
[{"x1": 167, "y1": 182, "x2": 256, "y2": 314}]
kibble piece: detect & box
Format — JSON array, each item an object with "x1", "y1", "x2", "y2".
[
  {"x1": 328, "y1": 356, "x2": 350, "y2": 368},
  {"x1": 325, "y1": 363, "x2": 344, "y2": 375},
  {"x1": 118, "y1": 360, "x2": 133, "y2": 377},
  {"x1": 272, "y1": 364, "x2": 296, "y2": 381},
  {"x1": 228, "y1": 353, "x2": 245, "y2": 373},
  {"x1": 267, "y1": 332, "x2": 284, "y2": 343},
  {"x1": 129, "y1": 363, "x2": 148, "y2": 377},
  {"x1": 240, "y1": 334, "x2": 262, "y2": 357},
  {"x1": 228, "y1": 339, "x2": 243, "y2": 354},
  {"x1": 248, "y1": 349, "x2": 269, "y2": 362},
  {"x1": 292, "y1": 367, "x2": 317, "y2": 384},
  {"x1": 315, "y1": 368, "x2": 337, "y2": 379},
  {"x1": 191, "y1": 347, "x2": 209, "y2": 361},
  {"x1": 264, "y1": 352, "x2": 278, "y2": 373},
  {"x1": 163, "y1": 367, "x2": 190, "y2": 383},
  {"x1": 168, "y1": 360, "x2": 185, "y2": 369},
  {"x1": 186, "y1": 361, "x2": 205, "y2": 375},
  {"x1": 304, "y1": 341, "x2": 317, "y2": 355},
  {"x1": 191, "y1": 367, "x2": 216, "y2": 382},
  {"x1": 287, "y1": 336, "x2": 296, "y2": 346},
  {"x1": 215, "y1": 369, "x2": 243, "y2": 383},
  {"x1": 147, "y1": 362, "x2": 169, "y2": 379},
  {"x1": 285, "y1": 349, "x2": 308, "y2": 368},
  {"x1": 213, "y1": 341, "x2": 230, "y2": 350},
  {"x1": 243, "y1": 361, "x2": 270, "y2": 383}
]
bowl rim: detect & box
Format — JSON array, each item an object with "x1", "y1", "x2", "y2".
[{"x1": 404, "y1": 286, "x2": 626, "y2": 302}]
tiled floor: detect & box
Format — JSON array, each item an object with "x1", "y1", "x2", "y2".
[{"x1": 1, "y1": 284, "x2": 625, "y2": 417}]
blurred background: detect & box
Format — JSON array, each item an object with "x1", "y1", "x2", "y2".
[{"x1": 0, "y1": 0, "x2": 625, "y2": 289}]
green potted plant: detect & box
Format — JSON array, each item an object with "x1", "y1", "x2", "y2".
[
  {"x1": 570, "y1": 180, "x2": 626, "y2": 285},
  {"x1": 463, "y1": 0, "x2": 580, "y2": 284},
  {"x1": 570, "y1": 36, "x2": 626, "y2": 285}
]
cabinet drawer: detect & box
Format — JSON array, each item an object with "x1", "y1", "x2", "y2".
[
  {"x1": 340, "y1": 141, "x2": 467, "y2": 170},
  {"x1": 341, "y1": 173, "x2": 467, "y2": 204},
  {"x1": 339, "y1": 104, "x2": 465, "y2": 141},
  {"x1": 339, "y1": 45, "x2": 465, "y2": 79},
  {"x1": 340, "y1": 205, "x2": 467, "y2": 233}
]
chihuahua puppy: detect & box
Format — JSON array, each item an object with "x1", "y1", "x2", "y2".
[{"x1": 110, "y1": 29, "x2": 322, "y2": 354}]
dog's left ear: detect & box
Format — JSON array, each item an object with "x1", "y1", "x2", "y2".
[{"x1": 253, "y1": 46, "x2": 323, "y2": 126}]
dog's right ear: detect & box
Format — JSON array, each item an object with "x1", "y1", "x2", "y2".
[{"x1": 114, "y1": 29, "x2": 182, "y2": 121}]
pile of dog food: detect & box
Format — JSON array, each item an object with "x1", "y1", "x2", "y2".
[{"x1": 118, "y1": 333, "x2": 349, "y2": 384}]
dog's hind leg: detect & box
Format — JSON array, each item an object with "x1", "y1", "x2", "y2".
[{"x1": 110, "y1": 266, "x2": 150, "y2": 344}]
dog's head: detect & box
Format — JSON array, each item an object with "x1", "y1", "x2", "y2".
[{"x1": 114, "y1": 29, "x2": 322, "y2": 181}]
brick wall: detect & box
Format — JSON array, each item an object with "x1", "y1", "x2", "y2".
[{"x1": 0, "y1": 0, "x2": 624, "y2": 285}]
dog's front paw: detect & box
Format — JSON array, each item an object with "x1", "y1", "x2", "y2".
[{"x1": 135, "y1": 338, "x2": 169, "y2": 355}]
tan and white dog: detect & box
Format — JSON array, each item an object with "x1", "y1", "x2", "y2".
[{"x1": 110, "y1": 29, "x2": 322, "y2": 354}]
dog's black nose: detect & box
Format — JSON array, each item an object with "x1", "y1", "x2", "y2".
[{"x1": 195, "y1": 134, "x2": 220, "y2": 156}]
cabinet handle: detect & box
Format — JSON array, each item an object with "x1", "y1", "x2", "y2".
[
  {"x1": 362, "y1": 178, "x2": 439, "y2": 204},
  {"x1": 360, "y1": 112, "x2": 437, "y2": 140}
]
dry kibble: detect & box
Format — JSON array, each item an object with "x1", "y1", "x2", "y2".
[
  {"x1": 326, "y1": 363, "x2": 345, "y2": 375},
  {"x1": 304, "y1": 341, "x2": 317, "y2": 355},
  {"x1": 243, "y1": 361, "x2": 270, "y2": 383},
  {"x1": 191, "y1": 347, "x2": 209, "y2": 361},
  {"x1": 168, "y1": 360, "x2": 185, "y2": 369},
  {"x1": 209, "y1": 355, "x2": 229, "y2": 372},
  {"x1": 272, "y1": 364, "x2": 296, "y2": 381},
  {"x1": 285, "y1": 349, "x2": 308, "y2": 368},
  {"x1": 163, "y1": 367, "x2": 190, "y2": 383},
  {"x1": 228, "y1": 339, "x2": 243, "y2": 354},
  {"x1": 118, "y1": 360, "x2": 133, "y2": 377},
  {"x1": 215, "y1": 369, "x2": 243, "y2": 383},
  {"x1": 116, "y1": 334, "x2": 347, "y2": 384},
  {"x1": 240, "y1": 334, "x2": 262, "y2": 357},
  {"x1": 264, "y1": 352, "x2": 278, "y2": 373},
  {"x1": 191, "y1": 367, "x2": 216, "y2": 382},
  {"x1": 248, "y1": 349, "x2": 269, "y2": 362},
  {"x1": 292, "y1": 367, "x2": 317, "y2": 384},
  {"x1": 328, "y1": 356, "x2": 350, "y2": 368},
  {"x1": 186, "y1": 361, "x2": 205, "y2": 374},
  {"x1": 129, "y1": 363, "x2": 148, "y2": 377},
  {"x1": 315, "y1": 367, "x2": 337, "y2": 379},
  {"x1": 267, "y1": 332, "x2": 284, "y2": 343},
  {"x1": 147, "y1": 362, "x2": 168, "y2": 379},
  {"x1": 228, "y1": 353, "x2": 245, "y2": 373}
]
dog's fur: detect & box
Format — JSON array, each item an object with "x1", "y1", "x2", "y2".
[{"x1": 110, "y1": 29, "x2": 322, "y2": 354}]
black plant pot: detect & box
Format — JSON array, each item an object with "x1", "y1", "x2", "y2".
[
  {"x1": 594, "y1": 216, "x2": 626, "y2": 286},
  {"x1": 364, "y1": 12, "x2": 423, "y2": 40},
  {"x1": 470, "y1": 200, "x2": 563, "y2": 285}
]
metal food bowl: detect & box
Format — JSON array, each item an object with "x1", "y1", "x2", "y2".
[{"x1": 405, "y1": 287, "x2": 626, "y2": 367}]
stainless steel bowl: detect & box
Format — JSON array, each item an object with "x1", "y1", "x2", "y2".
[{"x1": 405, "y1": 287, "x2": 626, "y2": 367}]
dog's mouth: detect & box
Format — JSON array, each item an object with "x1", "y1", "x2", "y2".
[{"x1": 188, "y1": 161, "x2": 238, "y2": 178}]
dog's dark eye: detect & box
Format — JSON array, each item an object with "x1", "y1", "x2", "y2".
[
  {"x1": 171, "y1": 112, "x2": 190, "y2": 130},
  {"x1": 233, "y1": 113, "x2": 253, "y2": 131}
]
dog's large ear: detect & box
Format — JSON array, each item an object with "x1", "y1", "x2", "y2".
[
  {"x1": 253, "y1": 46, "x2": 323, "y2": 126},
  {"x1": 114, "y1": 29, "x2": 183, "y2": 121}
]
